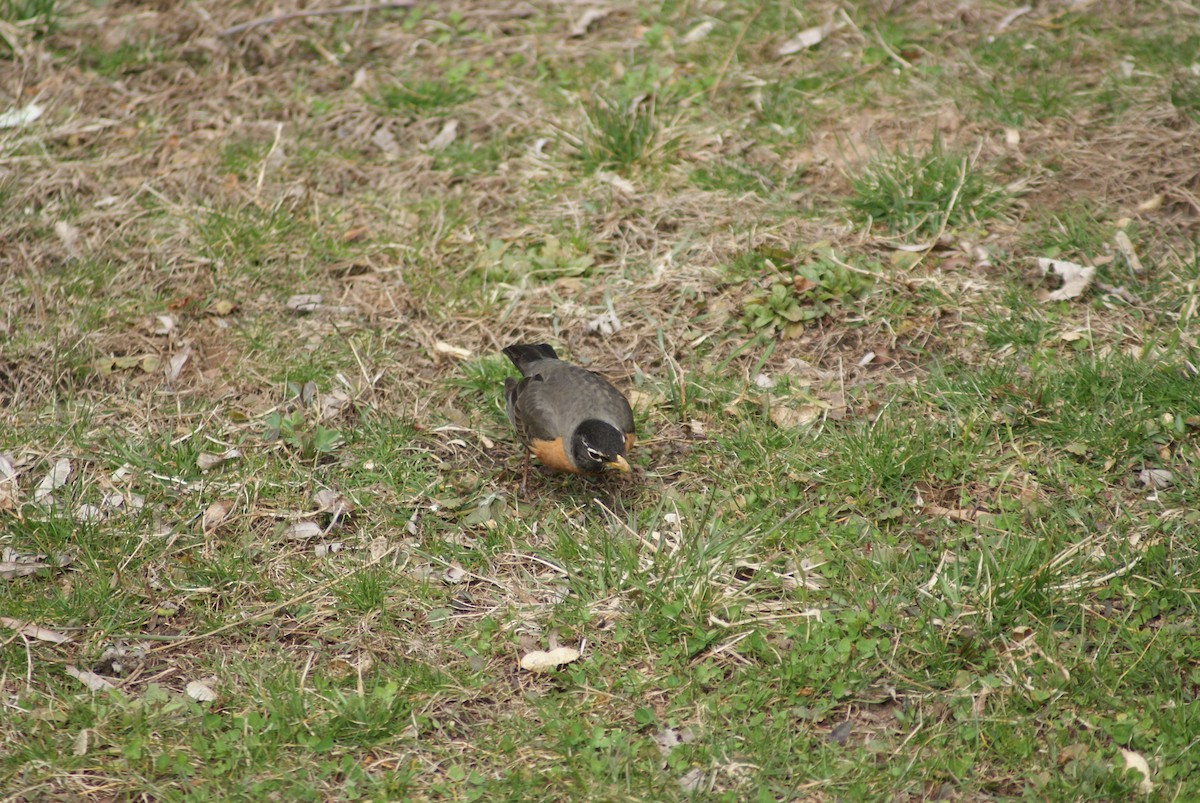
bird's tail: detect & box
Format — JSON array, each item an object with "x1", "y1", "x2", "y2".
[{"x1": 503, "y1": 343, "x2": 559, "y2": 374}]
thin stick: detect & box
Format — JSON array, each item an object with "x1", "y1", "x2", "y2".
[
  {"x1": 708, "y1": 6, "x2": 762, "y2": 101},
  {"x1": 218, "y1": 1, "x2": 416, "y2": 37}
]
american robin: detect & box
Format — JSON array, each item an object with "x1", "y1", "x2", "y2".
[{"x1": 502, "y1": 343, "x2": 635, "y2": 485}]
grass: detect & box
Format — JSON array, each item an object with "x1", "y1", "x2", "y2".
[
  {"x1": 847, "y1": 136, "x2": 1007, "y2": 240},
  {"x1": 3, "y1": 0, "x2": 1200, "y2": 800}
]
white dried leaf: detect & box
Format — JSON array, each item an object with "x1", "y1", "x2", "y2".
[
  {"x1": 678, "y1": 768, "x2": 707, "y2": 792},
  {"x1": 426, "y1": 119, "x2": 458, "y2": 151},
  {"x1": 319, "y1": 389, "x2": 352, "y2": 420},
  {"x1": 186, "y1": 679, "x2": 219, "y2": 703},
  {"x1": 369, "y1": 536, "x2": 390, "y2": 562},
  {"x1": 201, "y1": 500, "x2": 234, "y2": 532},
  {"x1": 769, "y1": 404, "x2": 823, "y2": 429},
  {"x1": 585, "y1": 309, "x2": 622, "y2": 336},
  {"x1": 55, "y1": 221, "x2": 81, "y2": 258},
  {"x1": 314, "y1": 542, "x2": 344, "y2": 557},
  {"x1": 165, "y1": 346, "x2": 191, "y2": 382},
  {"x1": 754, "y1": 373, "x2": 775, "y2": 389},
  {"x1": 0, "y1": 452, "x2": 15, "y2": 481},
  {"x1": 34, "y1": 458, "x2": 71, "y2": 503},
  {"x1": 1139, "y1": 468, "x2": 1172, "y2": 489},
  {"x1": 1137, "y1": 194, "x2": 1164, "y2": 212},
  {"x1": 433, "y1": 341, "x2": 472, "y2": 360},
  {"x1": 0, "y1": 617, "x2": 72, "y2": 644},
  {"x1": 1120, "y1": 748, "x2": 1153, "y2": 794},
  {"x1": 65, "y1": 665, "x2": 118, "y2": 692},
  {"x1": 1004, "y1": 128, "x2": 1021, "y2": 146},
  {"x1": 197, "y1": 448, "x2": 241, "y2": 470},
  {"x1": 777, "y1": 25, "x2": 828, "y2": 56},
  {"x1": 1114, "y1": 230, "x2": 1143, "y2": 275},
  {"x1": 681, "y1": 20, "x2": 714, "y2": 43},
  {"x1": 281, "y1": 520, "x2": 324, "y2": 540},
  {"x1": 75, "y1": 504, "x2": 105, "y2": 523},
  {"x1": 286, "y1": 294, "x2": 324, "y2": 312},
  {"x1": 0, "y1": 102, "x2": 44, "y2": 128},
  {"x1": 443, "y1": 564, "x2": 467, "y2": 585},
  {"x1": 371, "y1": 125, "x2": 400, "y2": 159},
  {"x1": 1, "y1": 560, "x2": 49, "y2": 579},
  {"x1": 1038, "y1": 258, "x2": 1095, "y2": 302},
  {"x1": 595, "y1": 170, "x2": 636, "y2": 195},
  {"x1": 73, "y1": 729, "x2": 90, "y2": 756},
  {"x1": 995, "y1": 5, "x2": 1031, "y2": 33},
  {"x1": 519, "y1": 646, "x2": 581, "y2": 672},
  {"x1": 569, "y1": 8, "x2": 610, "y2": 37},
  {"x1": 153, "y1": 315, "x2": 176, "y2": 335},
  {"x1": 314, "y1": 488, "x2": 352, "y2": 522}
]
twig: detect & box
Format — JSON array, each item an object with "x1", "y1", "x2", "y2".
[
  {"x1": 146, "y1": 545, "x2": 398, "y2": 653},
  {"x1": 709, "y1": 6, "x2": 762, "y2": 101},
  {"x1": 217, "y1": 1, "x2": 417, "y2": 37}
]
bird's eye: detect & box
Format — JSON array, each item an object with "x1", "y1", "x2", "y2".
[{"x1": 586, "y1": 447, "x2": 606, "y2": 462}]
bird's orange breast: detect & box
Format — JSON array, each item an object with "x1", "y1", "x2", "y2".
[{"x1": 530, "y1": 437, "x2": 580, "y2": 473}]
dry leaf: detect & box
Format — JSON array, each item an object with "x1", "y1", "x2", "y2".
[
  {"x1": 65, "y1": 666, "x2": 119, "y2": 692},
  {"x1": 1139, "y1": 468, "x2": 1172, "y2": 489},
  {"x1": 1, "y1": 560, "x2": 50, "y2": 579},
  {"x1": 681, "y1": 20, "x2": 714, "y2": 43},
  {"x1": 153, "y1": 315, "x2": 176, "y2": 335},
  {"x1": 1137, "y1": 194, "x2": 1163, "y2": 212},
  {"x1": 433, "y1": 341, "x2": 472, "y2": 360},
  {"x1": 165, "y1": 346, "x2": 191, "y2": 382},
  {"x1": 319, "y1": 389, "x2": 352, "y2": 420},
  {"x1": 426, "y1": 119, "x2": 458, "y2": 151},
  {"x1": 75, "y1": 503, "x2": 105, "y2": 523},
  {"x1": 626, "y1": 389, "x2": 659, "y2": 410},
  {"x1": 201, "y1": 500, "x2": 234, "y2": 532},
  {"x1": 443, "y1": 564, "x2": 467, "y2": 585},
  {"x1": 34, "y1": 458, "x2": 71, "y2": 503},
  {"x1": 197, "y1": 448, "x2": 242, "y2": 471},
  {"x1": 372, "y1": 125, "x2": 400, "y2": 160},
  {"x1": 1038, "y1": 258, "x2": 1095, "y2": 302},
  {"x1": 777, "y1": 25, "x2": 828, "y2": 56},
  {"x1": 286, "y1": 294, "x2": 324, "y2": 312},
  {"x1": 585, "y1": 309, "x2": 622, "y2": 336},
  {"x1": 595, "y1": 170, "x2": 636, "y2": 195},
  {"x1": 0, "y1": 617, "x2": 72, "y2": 643},
  {"x1": 569, "y1": 8, "x2": 610, "y2": 37},
  {"x1": 315, "y1": 488, "x2": 353, "y2": 522},
  {"x1": 281, "y1": 520, "x2": 324, "y2": 540},
  {"x1": 678, "y1": 768, "x2": 707, "y2": 793},
  {"x1": 769, "y1": 404, "x2": 823, "y2": 429},
  {"x1": 1119, "y1": 748, "x2": 1153, "y2": 794},
  {"x1": 925, "y1": 503, "x2": 996, "y2": 526},
  {"x1": 186, "y1": 679, "x2": 219, "y2": 702},
  {"x1": 0, "y1": 102, "x2": 44, "y2": 128},
  {"x1": 519, "y1": 646, "x2": 581, "y2": 672},
  {"x1": 73, "y1": 729, "x2": 90, "y2": 757},
  {"x1": 1114, "y1": 230, "x2": 1144, "y2": 275},
  {"x1": 55, "y1": 221, "x2": 81, "y2": 258}
]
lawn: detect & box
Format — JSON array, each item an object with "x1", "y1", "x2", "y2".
[{"x1": 2, "y1": 0, "x2": 1198, "y2": 799}]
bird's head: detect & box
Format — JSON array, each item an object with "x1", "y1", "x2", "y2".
[{"x1": 571, "y1": 419, "x2": 631, "y2": 473}]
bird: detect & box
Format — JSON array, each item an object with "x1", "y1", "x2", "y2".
[{"x1": 502, "y1": 343, "x2": 635, "y2": 486}]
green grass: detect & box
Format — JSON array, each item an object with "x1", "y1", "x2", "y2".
[
  {"x1": 3, "y1": 1, "x2": 1198, "y2": 799},
  {"x1": 575, "y1": 95, "x2": 671, "y2": 173},
  {"x1": 847, "y1": 137, "x2": 1007, "y2": 240}
]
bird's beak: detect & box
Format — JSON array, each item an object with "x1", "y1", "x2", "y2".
[{"x1": 603, "y1": 455, "x2": 631, "y2": 473}]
